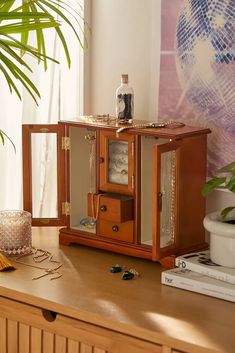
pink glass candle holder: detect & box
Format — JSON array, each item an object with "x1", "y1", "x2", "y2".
[{"x1": 0, "y1": 210, "x2": 32, "y2": 255}]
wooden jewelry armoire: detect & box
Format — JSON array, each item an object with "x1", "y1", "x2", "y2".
[{"x1": 22, "y1": 118, "x2": 210, "y2": 266}]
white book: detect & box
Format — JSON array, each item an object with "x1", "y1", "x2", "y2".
[
  {"x1": 175, "y1": 251, "x2": 235, "y2": 285},
  {"x1": 161, "y1": 268, "x2": 235, "y2": 302}
]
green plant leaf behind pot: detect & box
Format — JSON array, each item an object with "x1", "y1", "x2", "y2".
[
  {"x1": 225, "y1": 175, "x2": 235, "y2": 193},
  {"x1": 218, "y1": 161, "x2": 235, "y2": 174},
  {"x1": 201, "y1": 177, "x2": 226, "y2": 196},
  {"x1": 221, "y1": 207, "x2": 235, "y2": 220},
  {"x1": 202, "y1": 161, "x2": 235, "y2": 220}
]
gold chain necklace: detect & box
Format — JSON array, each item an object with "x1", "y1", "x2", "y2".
[
  {"x1": 14, "y1": 248, "x2": 62, "y2": 280},
  {"x1": 85, "y1": 133, "x2": 96, "y2": 194},
  {"x1": 91, "y1": 193, "x2": 104, "y2": 221},
  {"x1": 116, "y1": 120, "x2": 185, "y2": 137}
]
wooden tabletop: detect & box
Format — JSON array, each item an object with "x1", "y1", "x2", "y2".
[{"x1": 0, "y1": 227, "x2": 234, "y2": 353}]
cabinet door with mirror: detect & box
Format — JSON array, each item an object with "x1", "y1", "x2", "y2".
[
  {"x1": 99, "y1": 130, "x2": 135, "y2": 195},
  {"x1": 22, "y1": 124, "x2": 67, "y2": 226}
]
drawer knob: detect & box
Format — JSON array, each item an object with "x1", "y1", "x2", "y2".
[
  {"x1": 112, "y1": 225, "x2": 119, "y2": 232},
  {"x1": 42, "y1": 309, "x2": 57, "y2": 322},
  {"x1": 100, "y1": 205, "x2": 107, "y2": 212},
  {"x1": 99, "y1": 157, "x2": 104, "y2": 163}
]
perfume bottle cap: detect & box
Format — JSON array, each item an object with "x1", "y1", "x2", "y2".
[{"x1": 121, "y1": 74, "x2": 128, "y2": 84}]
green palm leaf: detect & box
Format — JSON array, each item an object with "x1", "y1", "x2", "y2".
[
  {"x1": 0, "y1": 0, "x2": 85, "y2": 148},
  {"x1": 0, "y1": 20, "x2": 59, "y2": 33},
  {"x1": 0, "y1": 1, "x2": 15, "y2": 13},
  {"x1": 0, "y1": 51, "x2": 41, "y2": 103},
  {"x1": 0, "y1": 12, "x2": 53, "y2": 19},
  {"x1": 0, "y1": 129, "x2": 16, "y2": 152},
  {"x1": 39, "y1": 0, "x2": 84, "y2": 48},
  {"x1": 1, "y1": 35, "x2": 59, "y2": 64},
  {"x1": 0, "y1": 62, "x2": 22, "y2": 99}
]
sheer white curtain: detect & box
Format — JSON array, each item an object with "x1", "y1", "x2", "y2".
[
  {"x1": 0, "y1": 3, "x2": 84, "y2": 212},
  {"x1": 0, "y1": 80, "x2": 23, "y2": 209}
]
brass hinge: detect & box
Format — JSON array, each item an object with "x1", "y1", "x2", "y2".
[
  {"x1": 62, "y1": 202, "x2": 71, "y2": 216},
  {"x1": 40, "y1": 128, "x2": 50, "y2": 133},
  {"x1": 62, "y1": 137, "x2": 71, "y2": 150}
]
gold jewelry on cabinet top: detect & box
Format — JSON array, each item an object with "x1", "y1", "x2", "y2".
[
  {"x1": 116, "y1": 121, "x2": 185, "y2": 137},
  {"x1": 81, "y1": 114, "x2": 117, "y2": 123}
]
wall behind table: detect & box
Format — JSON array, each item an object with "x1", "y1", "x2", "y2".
[
  {"x1": 87, "y1": 0, "x2": 161, "y2": 120},
  {"x1": 86, "y1": 0, "x2": 231, "y2": 217}
]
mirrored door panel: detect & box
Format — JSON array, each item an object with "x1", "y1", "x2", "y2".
[
  {"x1": 152, "y1": 141, "x2": 181, "y2": 261},
  {"x1": 140, "y1": 136, "x2": 168, "y2": 246},
  {"x1": 31, "y1": 133, "x2": 58, "y2": 218},
  {"x1": 99, "y1": 130, "x2": 135, "y2": 195},
  {"x1": 22, "y1": 124, "x2": 66, "y2": 226},
  {"x1": 108, "y1": 139, "x2": 129, "y2": 185}
]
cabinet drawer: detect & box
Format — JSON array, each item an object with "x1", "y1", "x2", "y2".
[
  {"x1": 97, "y1": 220, "x2": 134, "y2": 243},
  {"x1": 88, "y1": 193, "x2": 134, "y2": 223}
]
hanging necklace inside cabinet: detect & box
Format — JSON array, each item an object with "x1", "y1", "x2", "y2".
[{"x1": 79, "y1": 133, "x2": 99, "y2": 229}]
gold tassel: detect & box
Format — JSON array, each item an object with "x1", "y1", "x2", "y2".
[{"x1": 0, "y1": 253, "x2": 16, "y2": 271}]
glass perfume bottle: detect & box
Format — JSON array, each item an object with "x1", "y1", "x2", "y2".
[{"x1": 116, "y1": 74, "x2": 134, "y2": 122}]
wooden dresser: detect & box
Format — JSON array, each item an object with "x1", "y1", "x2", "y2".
[{"x1": 0, "y1": 227, "x2": 234, "y2": 353}]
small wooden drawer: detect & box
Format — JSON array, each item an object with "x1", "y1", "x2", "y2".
[
  {"x1": 97, "y1": 220, "x2": 134, "y2": 243},
  {"x1": 88, "y1": 193, "x2": 134, "y2": 223}
]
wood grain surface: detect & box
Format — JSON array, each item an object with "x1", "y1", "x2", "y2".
[{"x1": 0, "y1": 227, "x2": 234, "y2": 353}]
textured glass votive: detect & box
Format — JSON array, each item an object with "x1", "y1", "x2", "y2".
[{"x1": 0, "y1": 210, "x2": 32, "y2": 255}]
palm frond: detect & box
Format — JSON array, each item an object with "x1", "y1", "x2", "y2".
[
  {"x1": 1, "y1": 35, "x2": 59, "y2": 63},
  {"x1": 0, "y1": 0, "x2": 85, "y2": 147},
  {"x1": 0, "y1": 51, "x2": 40, "y2": 103},
  {"x1": 0, "y1": 129, "x2": 16, "y2": 152},
  {"x1": 0, "y1": 62, "x2": 22, "y2": 100}
]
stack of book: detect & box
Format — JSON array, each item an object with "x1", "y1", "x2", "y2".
[{"x1": 161, "y1": 251, "x2": 235, "y2": 302}]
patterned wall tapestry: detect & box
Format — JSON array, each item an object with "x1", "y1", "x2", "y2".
[{"x1": 159, "y1": 0, "x2": 235, "y2": 176}]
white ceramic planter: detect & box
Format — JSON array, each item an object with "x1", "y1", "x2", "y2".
[{"x1": 203, "y1": 212, "x2": 235, "y2": 268}]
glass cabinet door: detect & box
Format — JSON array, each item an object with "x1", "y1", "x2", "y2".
[
  {"x1": 22, "y1": 124, "x2": 67, "y2": 226},
  {"x1": 152, "y1": 141, "x2": 181, "y2": 260},
  {"x1": 99, "y1": 130, "x2": 135, "y2": 195}
]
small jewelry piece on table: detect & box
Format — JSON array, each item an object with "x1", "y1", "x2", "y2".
[
  {"x1": 32, "y1": 264, "x2": 62, "y2": 280},
  {"x1": 110, "y1": 264, "x2": 122, "y2": 273},
  {"x1": 122, "y1": 268, "x2": 140, "y2": 280},
  {"x1": 109, "y1": 264, "x2": 140, "y2": 279}
]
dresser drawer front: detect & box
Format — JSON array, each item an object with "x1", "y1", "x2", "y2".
[
  {"x1": 0, "y1": 297, "x2": 162, "y2": 353},
  {"x1": 88, "y1": 193, "x2": 134, "y2": 223},
  {"x1": 97, "y1": 220, "x2": 134, "y2": 243}
]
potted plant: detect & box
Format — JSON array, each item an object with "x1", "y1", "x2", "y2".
[{"x1": 202, "y1": 161, "x2": 235, "y2": 267}]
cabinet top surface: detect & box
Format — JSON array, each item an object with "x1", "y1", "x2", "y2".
[
  {"x1": 59, "y1": 117, "x2": 211, "y2": 138},
  {"x1": 0, "y1": 227, "x2": 234, "y2": 353}
]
